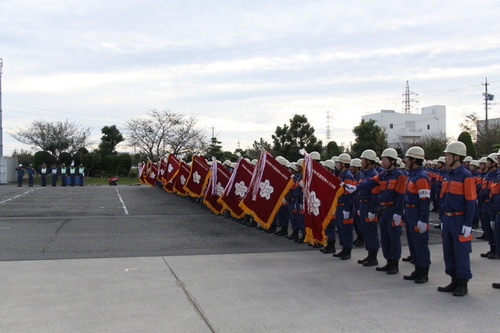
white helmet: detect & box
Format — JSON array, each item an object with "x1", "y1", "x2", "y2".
[
  {"x1": 351, "y1": 158, "x2": 362, "y2": 168},
  {"x1": 331, "y1": 156, "x2": 338, "y2": 162},
  {"x1": 276, "y1": 156, "x2": 288, "y2": 166},
  {"x1": 464, "y1": 156, "x2": 473, "y2": 163},
  {"x1": 470, "y1": 160, "x2": 480, "y2": 167},
  {"x1": 438, "y1": 156, "x2": 446, "y2": 164},
  {"x1": 310, "y1": 151, "x2": 321, "y2": 161},
  {"x1": 250, "y1": 159, "x2": 258, "y2": 166},
  {"x1": 431, "y1": 160, "x2": 438, "y2": 165},
  {"x1": 381, "y1": 148, "x2": 398, "y2": 160},
  {"x1": 338, "y1": 153, "x2": 351, "y2": 164},
  {"x1": 360, "y1": 149, "x2": 377, "y2": 161},
  {"x1": 296, "y1": 158, "x2": 304, "y2": 167},
  {"x1": 405, "y1": 146, "x2": 425, "y2": 160},
  {"x1": 443, "y1": 141, "x2": 467, "y2": 157},
  {"x1": 323, "y1": 160, "x2": 336, "y2": 170},
  {"x1": 479, "y1": 157, "x2": 488, "y2": 164},
  {"x1": 230, "y1": 163, "x2": 237, "y2": 168},
  {"x1": 375, "y1": 157, "x2": 381, "y2": 165},
  {"x1": 487, "y1": 153, "x2": 498, "y2": 163},
  {"x1": 288, "y1": 162, "x2": 298, "y2": 171},
  {"x1": 223, "y1": 160, "x2": 231, "y2": 166},
  {"x1": 396, "y1": 157, "x2": 403, "y2": 167}
]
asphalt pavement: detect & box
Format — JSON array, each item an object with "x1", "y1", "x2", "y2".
[{"x1": 0, "y1": 184, "x2": 499, "y2": 332}]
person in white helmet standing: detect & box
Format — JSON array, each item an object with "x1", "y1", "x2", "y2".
[{"x1": 437, "y1": 141, "x2": 476, "y2": 296}]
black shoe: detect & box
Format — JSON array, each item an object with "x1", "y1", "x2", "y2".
[
  {"x1": 387, "y1": 259, "x2": 399, "y2": 275},
  {"x1": 333, "y1": 248, "x2": 346, "y2": 258},
  {"x1": 266, "y1": 226, "x2": 277, "y2": 233},
  {"x1": 403, "y1": 265, "x2": 421, "y2": 280},
  {"x1": 295, "y1": 235, "x2": 305, "y2": 243},
  {"x1": 488, "y1": 253, "x2": 500, "y2": 259},
  {"x1": 247, "y1": 221, "x2": 257, "y2": 228},
  {"x1": 286, "y1": 230, "x2": 299, "y2": 239},
  {"x1": 358, "y1": 255, "x2": 369, "y2": 264},
  {"x1": 481, "y1": 245, "x2": 496, "y2": 258},
  {"x1": 312, "y1": 243, "x2": 323, "y2": 248},
  {"x1": 354, "y1": 239, "x2": 365, "y2": 247},
  {"x1": 376, "y1": 260, "x2": 391, "y2": 272},
  {"x1": 363, "y1": 257, "x2": 378, "y2": 267},
  {"x1": 414, "y1": 266, "x2": 429, "y2": 284},
  {"x1": 434, "y1": 224, "x2": 441, "y2": 229},
  {"x1": 452, "y1": 279, "x2": 468, "y2": 296},
  {"x1": 438, "y1": 277, "x2": 458, "y2": 292},
  {"x1": 275, "y1": 226, "x2": 288, "y2": 236},
  {"x1": 340, "y1": 248, "x2": 352, "y2": 260},
  {"x1": 402, "y1": 255, "x2": 413, "y2": 262},
  {"x1": 492, "y1": 283, "x2": 500, "y2": 289},
  {"x1": 256, "y1": 225, "x2": 263, "y2": 230}
]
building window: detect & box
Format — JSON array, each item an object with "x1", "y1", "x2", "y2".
[
  {"x1": 389, "y1": 124, "x2": 393, "y2": 129},
  {"x1": 427, "y1": 125, "x2": 430, "y2": 130}
]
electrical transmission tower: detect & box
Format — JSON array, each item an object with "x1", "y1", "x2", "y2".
[
  {"x1": 326, "y1": 111, "x2": 331, "y2": 141},
  {"x1": 402, "y1": 81, "x2": 419, "y2": 113}
]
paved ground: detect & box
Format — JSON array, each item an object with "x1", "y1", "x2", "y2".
[{"x1": 0, "y1": 184, "x2": 499, "y2": 332}]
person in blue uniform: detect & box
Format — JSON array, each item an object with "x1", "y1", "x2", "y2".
[
  {"x1": 346, "y1": 148, "x2": 406, "y2": 275},
  {"x1": 355, "y1": 149, "x2": 380, "y2": 267},
  {"x1": 69, "y1": 164, "x2": 76, "y2": 186},
  {"x1": 50, "y1": 164, "x2": 58, "y2": 186},
  {"x1": 78, "y1": 164, "x2": 85, "y2": 186},
  {"x1": 38, "y1": 163, "x2": 48, "y2": 187},
  {"x1": 437, "y1": 141, "x2": 476, "y2": 297},
  {"x1": 59, "y1": 163, "x2": 67, "y2": 186},
  {"x1": 26, "y1": 164, "x2": 35, "y2": 187},
  {"x1": 15, "y1": 164, "x2": 25, "y2": 187},
  {"x1": 402, "y1": 147, "x2": 431, "y2": 284}
]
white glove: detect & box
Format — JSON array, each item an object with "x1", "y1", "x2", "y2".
[
  {"x1": 462, "y1": 225, "x2": 472, "y2": 238},
  {"x1": 356, "y1": 210, "x2": 360, "y2": 216},
  {"x1": 491, "y1": 221, "x2": 496, "y2": 231},
  {"x1": 368, "y1": 212, "x2": 376, "y2": 221},
  {"x1": 343, "y1": 210, "x2": 350, "y2": 220},
  {"x1": 417, "y1": 221, "x2": 427, "y2": 234},
  {"x1": 299, "y1": 181, "x2": 304, "y2": 188},
  {"x1": 393, "y1": 214, "x2": 402, "y2": 226},
  {"x1": 282, "y1": 198, "x2": 287, "y2": 205},
  {"x1": 344, "y1": 184, "x2": 357, "y2": 193}
]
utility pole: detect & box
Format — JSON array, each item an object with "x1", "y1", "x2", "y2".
[
  {"x1": 482, "y1": 77, "x2": 494, "y2": 132},
  {"x1": 0, "y1": 58, "x2": 3, "y2": 157},
  {"x1": 326, "y1": 111, "x2": 331, "y2": 142}
]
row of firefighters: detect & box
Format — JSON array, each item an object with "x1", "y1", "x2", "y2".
[
  {"x1": 14, "y1": 163, "x2": 86, "y2": 187},
  {"x1": 185, "y1": 142, "x2": 497, "y2": 297}
]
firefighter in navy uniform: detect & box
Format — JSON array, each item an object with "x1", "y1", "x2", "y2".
[
  {"x1": 346, "y1": 148, "x2": 406, "y2": 275},
  {"x1": 38, "y1": 163, "x2": 48, "y2": 186},
  {"x1": 402, "y1": 146, "x2": 431, "y2": 284},
  {"x1": 78, "y1": 164, "x2": 85, "y2": 186},
  {"x1": 60, "y1": 163, "x2": 67, "y2": 186},
  {"x1": 15, "y1": 164, "x2": 25, "y2": 187},
  {"x1": 437, "y1": 141, "x2": 476, "y2": 297},
  {"x1": 50, "y1": 164, "x2": 58, "y2": 186}
]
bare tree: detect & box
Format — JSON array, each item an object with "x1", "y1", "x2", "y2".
[
  {"x1": 10, "y1": 119, "x2": 92, "y2": 158},
  {"x1": 125, "y1": 109, "x2": 208, "y2": 160},
  {"x1": 394, "y1": 132, "x2": 449, "y2": 160},
  {"x1": 460, "y1": 113, "x2": 500, "y2": 156}
]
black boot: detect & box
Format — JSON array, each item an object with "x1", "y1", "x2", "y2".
[
  {"x1": 286, "y1": 230, "x2": 299, "y2": 239},
  {"x1": 357, "y1": 252, "x2": 370, "y2": 264},
  {"x1": 354, "y1": 234, "x2": 365, "y2": 247},
  {"x1": 295, "y1": 235, "x2": 305, "y2": 243},
  {"x1": 402, "y1": 255, "x2": 413, "y2": 262},
  {"x1": 414, "y1": 266, "x2": 429, "y2": 284},
  {"x1": 403, "y1": 265, "x2": 421, "y2": 280},
  {"x1": 321, "y1": 240, "x2": 336, "y2": 254},
  {"x1": 452, "y1": 279, "x2": 469, "y2": 296},
  {"x1": 363, "y1": 250, "x2": 379, "y2": 267},
  {"x1": 266, "y1": 225, "x2": 277, "y2": 233},
  {"x1": 438, "y1": 276, "x2": 458, "y2": 292},
  {"x1": 481, "y1": 244, "x2": 496, "y2": 258},
  {"x1": 275, "y1": 226, "x2": 288, "y2": 236},
  {"x1": 492, "y1": 283, "x2": 500, "y2": 289},
  {"x1": 376, "y1": 260, "x2": 391, "y2": 271},
  {"x1": 340, "y1": 247, "x2": 352, "y2": 260},
  {"x1": 387, "y1": 259, "x2": 399, "y2": 275},
  {"x1": 333, "y1": 247, "x2": 346, "y2": 258},
  {"x1": 247, "y1": 220, "x2": 257, "y2": 228}
]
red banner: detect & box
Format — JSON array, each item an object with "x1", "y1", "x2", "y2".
[
  {"x1": 173, "y1": 161, "x2": 191, "y2": 196},
  {"x1": 218, "y1": 158, "x2": 254, "y2": 218},
  {"x1": 239, "y1": 151, "x2": 293, "y2": 229},
  {"x1": 157, "y1": 158, "x2": 168, "y2": 184},
  {"x1": 145, "y1": 162, "x2": 159, "y2": 187},
  {"x1": 203, "y1": 162, "x2": 232, "y2": 214},
  {"x1": 163, "y1": 154, "x2": 181, "y2": 193},
  {"x1": 302, "y1": 153, "x2": 344, "y2": 245},
  {"x1": 183, "y1": 155, "x2": 211, "y2": 197},
  {"x1": 138, "y1": 160, "x2": 151, "y2": 184}
]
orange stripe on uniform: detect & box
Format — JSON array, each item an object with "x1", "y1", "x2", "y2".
[{"x1": 464, "y1": 177, "x2": 477, "y2": 201}]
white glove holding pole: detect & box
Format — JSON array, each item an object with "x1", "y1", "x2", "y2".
[
  {"x1": 344, "y1": 184, "x2": 357, "y2": 193},
  {"x1": 417, "y1": 221, "x2": 427, "y2": 234},
  {"x1": 393, "y1": 214, "x2": 402, "y2": 226},
  {"x1": 462, "y1": 225, "x2": 472, "y2": 238},
  {"x1": 368, "y1": 212, "x2": 376, "y2": 221},
  {"x1": 343, "y1": 210, "x2": 350, "y2": 220},
  {"x1": 491, "y1": 221, "x2": 496, "y2": 231}
]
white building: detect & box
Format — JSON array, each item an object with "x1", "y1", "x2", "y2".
[{"x1": 362, "y1": 105, "x2": 446, "y2": 146}]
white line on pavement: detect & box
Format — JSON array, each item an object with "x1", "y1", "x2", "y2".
[
  {"x1": 0, "y1": 189, "x2": 36, "y2": 205},
  {"x1": 114, "y1": 186, "x2": 129, "y2": 215}
]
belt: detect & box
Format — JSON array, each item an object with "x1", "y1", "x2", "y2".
[
  {"x1": 337, "y1": 203, "x2": 344, "y2": 206},
  {"x1": 405, "y1": 204, "x2": 416, "y2": 208},
  {"x1": 360, "y1": 199, "x2": 370, "y2": 203},
  {"x1": 484, "y1": 199, "x2": 489, "y2": 202},
  {"x1": 380, "y1": 202, "x2": 394, "y2": 206},
  {"x1": 444, "y1": 211, "x2": 464, "y2": 217}
]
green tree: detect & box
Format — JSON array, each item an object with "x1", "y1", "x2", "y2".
[
  {"x1": 326, "y1": 141, "x2": 343, "y2": 158},
  {"x1": 116, "y1": 154, "x2": 132, "y2": 177},
  {"x1": 206, "y1": 137, "x2": 224, "y2": 161},
  {"x1": 10, "y1": 119, "x2": 92, "y2": 158},
  {"x1": 102, "y1": 154, "x2": 118, "y2": 176},
  {"x1": 272, "y1": 114, "x2": 323, "y2": 161},
  {"x1": 33, "y1": 151, "x2": 57, "y2": 170},
  {"x1": 11, "y1": 149, "x2": 34, "y2": 166},
  {"x1": 98, "y1": 125, "x2": 124, "y2": 156},
  {"x1": 460, "y1": 113, "x2": 500, "y2": 156},
  {"x1": 82, "y1": 151, "x2": 102, "y2": 177},
  {"x1": 350, "y1": 119, "x2": 388, "y2": 157},
  {"x1": 458, "y1": 131, "x2": 477, "y2": 159}
]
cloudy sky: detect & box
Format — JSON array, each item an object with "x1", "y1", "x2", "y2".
[{"x1": 1, "y1": 0, "x2": 499, "y2": 156}]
